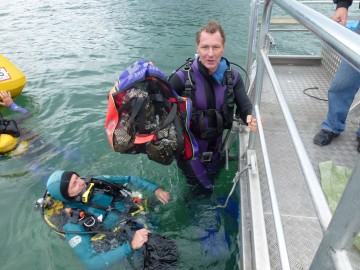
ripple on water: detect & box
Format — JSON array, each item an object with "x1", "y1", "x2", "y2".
[{"x1": 0, "y1": 0, "x2": 330, "y2": 269}]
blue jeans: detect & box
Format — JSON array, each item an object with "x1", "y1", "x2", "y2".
[{"x1": 321, "y1": 21, "x2": 360, "y2": 137}]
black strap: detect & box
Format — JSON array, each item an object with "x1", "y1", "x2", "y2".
[
  {"x1": 183, "y1": 61, "x2": 193, "y2": 98},
  {"x1": 173, "y1": 115, "x2": 184, "y2": 159},
  {"x1": 148, "y1": 93, "x2": 164, "y2": 103},
  {"x1": 198, "y1": 110, "x2": 224, "y2": 140},
  {"x1": 117, "y1": 96, "x2": 147, "y2": 134},
  {"x1": 157, "y1": 103, "x2": 177, "y2": 131},
  {"x1": 117, "y1": 97, "x2": 145, "y2": 120},
  {"x1": 225, "y1": 68, "x2": 234, "y2": 109},
  {"x1": 129, "y1": 97, "x2": 146, "y2": 123},
  {"x1": 85, "y1": 201, "x2": 113, "y2": 212},
  {"x1": 91, "y1": 179, "x2": 131, "y2": 198}
]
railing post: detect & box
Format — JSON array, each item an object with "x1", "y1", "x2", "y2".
[
  {"x1": 249, "y1": 0, "x2": 273, "y2": 150},
  {"x1": 245, "y1": 0, "x2": 261, "y2": 93}
]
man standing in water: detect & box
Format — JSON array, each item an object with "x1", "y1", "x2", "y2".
[
  {"x1": 169, "y1": 20, "x2": 258, "y2": 193},
  {"x1": 313, "y1": 0, "x2": 360, "y2": 151}
]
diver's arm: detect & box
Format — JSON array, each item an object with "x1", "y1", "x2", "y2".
[
  {"x1": 94, "y1": 175, "x2": 158, "y2": 193},
  {"x1": 168, "y1": 72, "x2": 185, "y2": 95},
  {"x1": 64, "y1": 223, "x2": 133, "y2": 270},
  {"x1": 9, "y1": 102, "x2": 29, "y2": 114},
  {"x1": 0, "y1": 91, "x2": 28, "y2": 114},
  {"x1": 94, "y1": 175, "x2": 169, "y2": 204},
  {"x1": 333, "y1": 0, "x2": 352, "y2": 9},
  {"x1": 233, "y1": 74, "x2": 253, "y2": 124}
]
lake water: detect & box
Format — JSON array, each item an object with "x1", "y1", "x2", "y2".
[{"x1": 0, "y1": 0, "x2": 342, "y2": 269}]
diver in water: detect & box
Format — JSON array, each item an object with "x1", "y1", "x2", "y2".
[
  {"x1": 38, "y1": 170, "x2": 178, "y2": 270},
  {"x1": 169, "y1": 21, "x2": 258, "y2": 193},
  {"x1": 0, "y1": 91, "x2": 88, "y2": 181},
  {"x1": 0, "y1": 91, "x2": 30, "y2": 155}
]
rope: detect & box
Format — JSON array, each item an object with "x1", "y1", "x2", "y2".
[{"x1": 210, "y1": 165, "x2": 251, "y2": 209}]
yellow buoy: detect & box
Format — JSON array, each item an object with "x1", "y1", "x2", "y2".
[
  {"x1": 0, "y1": 134, "x2": 18, "y2": 154},
  {"x1": 0, "y1": 54, "x2": 27, "y2": 99}
]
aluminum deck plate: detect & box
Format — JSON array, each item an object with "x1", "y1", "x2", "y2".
[{"x1": 256, "y1": 61, "x2": 360, "y2": 269}]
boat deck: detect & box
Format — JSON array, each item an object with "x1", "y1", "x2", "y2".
[{"x1": 255, "y1": 54, "x2": 360, "y2": 269}]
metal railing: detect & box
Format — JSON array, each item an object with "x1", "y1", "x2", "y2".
[{"x1": 242, "y1": 0, "x2": 360, "y2": 269}]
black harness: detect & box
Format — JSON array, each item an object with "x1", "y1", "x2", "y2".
[{"x1": 70, "y1": 177, "x2": 141, "y2": 219}]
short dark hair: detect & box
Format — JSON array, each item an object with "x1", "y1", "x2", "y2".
[{"x1": 196, "y1": 20, "x2": 226, "y2": 46}]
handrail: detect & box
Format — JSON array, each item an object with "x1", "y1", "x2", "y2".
[
  {"x1": 274, "y1": 0, "x2": 360, "y2": 72},
  {"x1": 244, "y1": 0, "x2": 360, "y2": 269},
  {"x1": 245, "y1": 0, "x2": 261, "y2": 92},
  {"x1": 260, "y1": 48, "x2": 333, "y2": 231},
  {"x1": 254, "y1": 104, "x2": 290, "y2": 270}
]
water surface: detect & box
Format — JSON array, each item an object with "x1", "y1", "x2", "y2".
[{"x1": 0, "y1": 1, "x2": 335, "y2": 269}]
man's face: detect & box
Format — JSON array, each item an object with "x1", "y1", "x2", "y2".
[
  {"x1": 67, "y1": 174, "x2": 86, "y2": 198},
  {"x1": 196, "y1": 31, "x2": 225, "y2": 75}
]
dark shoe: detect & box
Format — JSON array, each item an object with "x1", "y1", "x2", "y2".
[
  {"x1": 357, "y1": 137, "x2": 360, "y2": 153},
  {"x1": 313, "y1": 130, "x2": 339, "y2": 146}
]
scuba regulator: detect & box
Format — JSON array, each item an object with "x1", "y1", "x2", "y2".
[{"x1": 79, "y1": 182, "x2": 95, "y2": 203}]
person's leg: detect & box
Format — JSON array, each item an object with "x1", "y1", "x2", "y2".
[
  {"x1": 321, "y1": 62, "x2": 360, "y2": 134},
  {"x1": 315, "y1": 21, "x2": 360, "y2": 146},
  {"x1": 177, "y1": 158, "x2": 214, "y2": 191},
  {"x1": 357, "y1": 124, "x2": 360, "y2": 153},
  {"x1": 314, "y1": 61, "x2": 360, "y2": 145},
  {"x1": 176, "y1": 147, "x2": 225, "y2": 192}
]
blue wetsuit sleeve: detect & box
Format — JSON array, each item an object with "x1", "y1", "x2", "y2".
[
  {"x1": 9, "y1": 102, "x2": 28, "y2": 114},
  {"x1": 64, "y1": 223, "x2": 133, "y2": 270},
  {"x1": 93, "y1": 175, "x2": 159, "y2": 193}
]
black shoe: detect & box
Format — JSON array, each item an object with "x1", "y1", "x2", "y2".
[
  {"x1": 357, "y1": 137, "x2": 360, "y2": 153},
  {"x1": 313, "y1": 130, "x2": 339, "y2": 146}
]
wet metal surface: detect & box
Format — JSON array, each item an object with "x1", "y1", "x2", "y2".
[{"x1": 256, "y1": 58, "x2": 360, "y2": 269}]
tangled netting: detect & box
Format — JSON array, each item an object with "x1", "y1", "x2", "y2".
[
  {"x1": 113, "y1": 80, "x2": 183, "y2": 165},
  {"x1": 144, "y1": 233, "x2": 179, "y2": 270}
]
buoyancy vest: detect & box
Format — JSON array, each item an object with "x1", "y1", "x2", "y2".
[
  {"x1": 0, "y1": 113, "x2": 28, "y2": 155},
  {"x1": 105, "y1": 59, "x2": 198, "y2": 164},
  {"x1": 173, "y1": 58, "x2": 237, "y2": 141}
]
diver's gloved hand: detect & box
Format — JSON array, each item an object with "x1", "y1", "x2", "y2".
[
  {"x1": 131, "y1": 228, "x2": 150, "y2": 250},
  {"x1": 154, "y1": 188, "x2": 170, "y2": 205}
]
